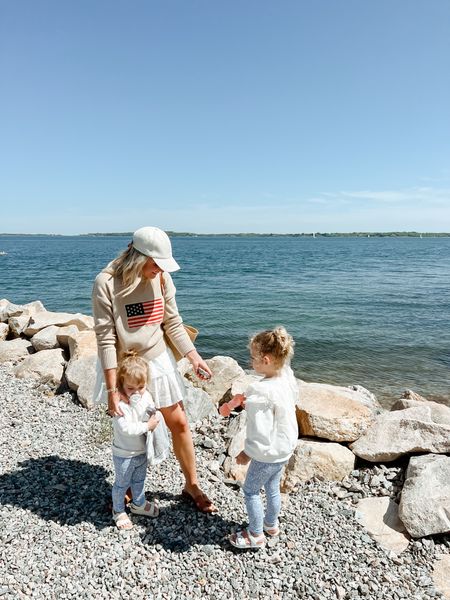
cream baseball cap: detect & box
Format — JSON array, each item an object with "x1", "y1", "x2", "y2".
[{"x1": 132, "y1": 227, "x2": 180, "y2": 272}]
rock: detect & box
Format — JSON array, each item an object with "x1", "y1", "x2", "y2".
[
  {"x1": 401, "y1": 389, "x2": 429, "y2": 403},
  {"x1": 0, "y1": 322, "x2": 8, "y2": 341},
  {"x1": 398, "y1": 454, "x2": 450, "y2": 538},
  {"x1": 8, "y1": 314, "x2": 33, "y2": 337},
  {"x1": 14, "y1": 348, "x2": 66, "y2": 386},
  {"x1": 432, "y1": 555, "x2": 450, "y2": 600},
  {"x1": 355, "y1": 497, "x2": 410, "y2": 554},
  {"x1": 281, "y1": 439, "x2": 355, "y2": 492},
  {"x1": 0, "y1": 338, "x2": 34, "y2": 363},
  {"x1": 350, "y1": 407, "x2": 450, "y2": 461},
  {"x1": 55, "y1": 325, "x2": 80, "y2": 349},
  {"x1": 24, "y1": 311, "x2": 94, "y2": 337},
  {"x1": 184, "y1": 355, "x2": 245, "y2": 404},
  {"x1": 65, "y1": 331, "x2": 98, "y2": 407},
  {"x1": 0, "y1": 299, "x2": 46, "y2": 322},
  {"x1": 223, "y1": 412, "x2": 249, "y2": 483},
  {"x1": 347, "y1": 384, "x2": 382, "y2": 411},
  {"x1": 65, "y1": 355, "x2": 97, "y2": 408},
  {"x1": 183, "y1": 382, "x2": 217, "y2": 423},
  {"x1": 297, "y1": 382, "x2": 376, "y2": 442},
  {"x1": 391, "y1": 397, "x2": 450, "y2": 427},
  {"x1": 30, "y1": 325, "x2": 60, "y2": 351},
  {"x1": 219, "y1": 372, "x2": 262, "y2": 409}
]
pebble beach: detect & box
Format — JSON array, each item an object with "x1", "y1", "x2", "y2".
[{"x1": 0, "y1": 363, "x2": 449, "y2": 600}]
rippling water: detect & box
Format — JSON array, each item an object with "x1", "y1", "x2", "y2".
[{"x1": 1, "y1": 235, "x2": 449, "y2": 406}]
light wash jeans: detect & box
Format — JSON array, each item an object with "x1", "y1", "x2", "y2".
[
  {"x1": 243, "y1": 459, "x2": 287, "y2": 535},
  {"x1": 112, "y1": 453, "x2": 147, "y2": 513}
]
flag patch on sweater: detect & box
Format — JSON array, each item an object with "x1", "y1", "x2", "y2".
[{"x1": 125, "y1": 299, "x2": 164, "y2": 328}]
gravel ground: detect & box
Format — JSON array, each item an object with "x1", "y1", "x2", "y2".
[{"x1": 0, "y1": 363, "x2": 449, "y2": 600}]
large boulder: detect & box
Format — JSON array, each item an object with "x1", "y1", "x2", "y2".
[
  {"x1": 30, "y1": 325, "x2": 60, "y2": 351},
  {"x1": 184, "y1": 356, "x2": 246, "y2": 405},
  {"x1": 0, "y1": 338, "x2": 34, "y2": 363},
  {"x1": 24, "y1": 311, "x2": 94, "y2": 337},
  {"x1": 65, "y1": 331, "x2": 98, "y2": 407},
  {"x1": 0, "y1": 323, "x2": 8, "y2": 341},
  {"x1": 432, "y1": 555, "x2": 450, "y2": 600},
  {"x1": 398, "y1": 454, "x2": 450, "y2": 538},
  {"x1": 350, "y1": 406, "x2": 450, "y2": 462},
  {"x1": 183, "y1": 382, "x2": 217, "y2": 423},
  {"x1": 281, "y1": 439, "x2": 355, "y2": 492},
  {"x1": 223, "y1": 412, "x2": 249, "y2": 483},
  {"x1": 297, "y1": 382, "x2": 377, "y2": 442},
  {"x1": 355, "y1": 497, "x2": 410, "y2": 554},
  {"x1": 56, "y1": 325, "x2": 80, "y2": 349},
  {"x1": 14, "y1": 348, "x2": 66, "y2": 386},
  {"x1": 391, "y1": 397, "x2": 450, "y2": 427},
  {"x1": 0, "y1": 299, "x2": 46, "y2": 323}
]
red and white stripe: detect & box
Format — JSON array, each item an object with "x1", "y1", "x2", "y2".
[{"x1": 127, "y1": 299, "x2": 164, "y2": 328}]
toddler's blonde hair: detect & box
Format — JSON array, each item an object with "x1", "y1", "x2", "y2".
[
  {"x1": 250, "y1": 326, "x2": 294, "y2": 368},
  {"x1": 117, "y1": 349, "x2": 148, "y2": 392}
]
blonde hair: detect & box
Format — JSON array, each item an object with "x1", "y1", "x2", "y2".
[
  {"x1": 117, "y1": 349, "x2": 148, "y2": 392},
  {"x1": 105, "y1": 244, "x2": 148, "y2": 288},
  {"x1": 250, "y1": 326, "x2": 294, "y2": 368}
]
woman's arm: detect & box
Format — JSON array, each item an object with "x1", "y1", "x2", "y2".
[
  {"x1": 104, "y1": 368, "x2": 123, "y2": 417},
  {"x1": 161, "y1": 274, "x2": 212, "y2": 379}
]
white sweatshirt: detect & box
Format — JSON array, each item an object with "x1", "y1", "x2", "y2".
[
  {"x1": 112, "y1": 391, "x2": 155, "y2": 458},
  {"x1": 244, "y1": 369, "x2": 299, "y2": 463}
]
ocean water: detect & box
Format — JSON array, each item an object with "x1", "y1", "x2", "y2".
[{"x1": 1, "y1": 234, "x2": 449, "y2": 406}]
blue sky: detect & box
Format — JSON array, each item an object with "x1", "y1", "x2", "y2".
[{"x1": 1, "y1": 0, "x2": 449, "y2": 234}]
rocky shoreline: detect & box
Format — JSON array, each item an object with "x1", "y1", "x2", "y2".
[{"x1": 1, "y1": 299, "x2": 450, "y2": 599}]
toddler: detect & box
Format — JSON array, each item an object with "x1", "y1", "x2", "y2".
[
  {"x1": 227, "y1": 326, "x2": 299, "y2": 549},
  {"x1": 111, "y1": 350, "x2": 160, "y2": 530}
]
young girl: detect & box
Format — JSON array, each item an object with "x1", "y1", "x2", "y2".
[
  {"x1": 228, "y1": 326, "x2": 299, "y2": 549},
  {"x1": 111, "y1": 350, "x2": 160, "y2": 530}
]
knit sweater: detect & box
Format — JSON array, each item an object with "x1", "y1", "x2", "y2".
[
  {"x1": 244, "y1": 371, "x2": 299, "y2": 463},
  {"x1": 92, "y1": 270, "x2": 195, "y2": 370}
]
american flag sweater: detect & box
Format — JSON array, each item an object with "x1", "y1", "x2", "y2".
[{"x1": 92, "y1": 270, "x2": 195, "y2": 370}]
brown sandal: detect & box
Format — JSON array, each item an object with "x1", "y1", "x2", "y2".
[{"x1": 181, "y1": 489, "x2": 218, "y2": 513}]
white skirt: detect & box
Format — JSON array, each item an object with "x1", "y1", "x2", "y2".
[{"x1": 92, "y1": 347, "x2": 186, "y2": 409}]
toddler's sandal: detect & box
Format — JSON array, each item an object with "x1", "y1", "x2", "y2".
[
  {"x1": 263, "y1": 522, "x2": 280, "y2": 537},
  {"x1": 229, "y1": 529, "x2": 265, "y2": 550},
  {"x1": 113, "y1": 511, "x2": 133, "y2": 530},
  {"x1": 129, "y1": 499, "x2": 159, "y2": 518}
]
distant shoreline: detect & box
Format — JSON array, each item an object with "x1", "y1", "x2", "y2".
[{"x1": 1, "y1": 231, "x2": 450, "y2": 238}]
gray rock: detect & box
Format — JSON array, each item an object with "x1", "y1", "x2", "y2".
[
  {"x1": 31, "y1": 325, "x2": 60, "y2": 351},
  {"x1": 24, "y1": 311, "x2": 94, "y2": 337},
  {"x1": 281, "y1": 438, "x2": 355, "y2": 492},
  {"x1": 350, "y1": 407, "x2": 450, "y2": 461},
  {"x1": 399, "y1": 454, "x2": 450, "y2": 538},
  {"x1": 14, "y1": 348, "x2": 66, "y2": 386},
  {"x1": 355, "y1": 497, "x2": 410, "y2": 554},
  {"x1": 0, "y1": 338, "x2": 34, "y2": 363},
  {"x1": 0, "y1": 322, "x2": 9, "y2": 341},
  {"x1": 297, "y1": 382, "x2": 376, "y2": 442}
]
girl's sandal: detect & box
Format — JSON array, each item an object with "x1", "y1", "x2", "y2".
[
  {"x1": 129, "y1": 499, "x2": 159, "y2": 518},
  {"x1": 229, "y1": 529, "x2": 266, "y2": 550},
  {"x1": 263, "y1": 522, "x2": 280, "y2": 537},
  {"x1": 113, "y1": 511, "x2": 133, "y2": 531}
]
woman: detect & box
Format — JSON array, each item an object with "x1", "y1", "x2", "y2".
[{"x1": 92, "y1": 226, "x2": 217, "y2": 513}]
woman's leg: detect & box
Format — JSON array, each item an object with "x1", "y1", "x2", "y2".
[{"x1": 159, "y1": 401, "x2": 217, "y2": 511}]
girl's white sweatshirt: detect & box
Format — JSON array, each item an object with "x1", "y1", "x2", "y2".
[
  {"x1": 112, "y1": 391, "x2": 155, "y2": 458},
  {"x1": 244, "y1": 369, "x2": 299, "y2": 463}
]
